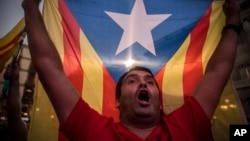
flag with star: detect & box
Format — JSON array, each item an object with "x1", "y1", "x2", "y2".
[{"x1": 28, "y1": 0, "x2": 246, "y2": 141}]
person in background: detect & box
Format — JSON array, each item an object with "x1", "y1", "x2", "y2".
[
  {"x1": 4, "y1": 64, "x2": 28, "y2": 141},
  {"x1": 22, "y1": 0, "x2": 240, "y2": 140}
]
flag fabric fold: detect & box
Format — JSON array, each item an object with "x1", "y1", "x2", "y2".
[{"x1": 28, "y1": 0, "x2": 246, "y2": 141}]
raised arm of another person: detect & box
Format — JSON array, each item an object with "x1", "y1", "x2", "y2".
[
  {"x1": 193, "y1": 0, "x2": 240, "y2": 119},
  {"x1": 22, "y1": 0, "x2": 80, "y2": 124},
  {"x1": 4, "y1": 64, "x2": 28, "y2": 141}
]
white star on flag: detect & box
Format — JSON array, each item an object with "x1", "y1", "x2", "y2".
[{"x1": 105, "y1": 0, "x2": 171, "y2": 56}]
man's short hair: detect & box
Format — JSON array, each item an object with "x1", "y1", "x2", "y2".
[{"x1": 115, "y1": 66, "x2": 159, "y2": 100}]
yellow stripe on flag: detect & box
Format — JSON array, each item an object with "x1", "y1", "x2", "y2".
[
  {"x1": 42, "y1": 0, "x2": 64, "y2": 60},
  {"x1": 80, "y1": 30, "x2": 104, "y2": 113},
  {"x1": 161, "y1": 36, "x2": 190, "y2": 114},
  {"x1": 202, "y1": 1, "x2": 224, "y2": 67},
  {"x1": 28, "y1": 79, "x2": 59, "y2": 141}
]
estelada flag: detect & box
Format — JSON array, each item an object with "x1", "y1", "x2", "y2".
[
  {"x1": 28, "y1": 0, "x2": 247, "y2": 141},
  {"x1": 0, "y1": 18, "x2": 25, "y2": 73}
]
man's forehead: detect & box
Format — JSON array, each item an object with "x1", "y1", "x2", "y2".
[{"x1": 125, "y1": 70, "x2": 154, "y2": 78}]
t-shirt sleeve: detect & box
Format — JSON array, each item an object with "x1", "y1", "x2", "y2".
[
  {"x1": 164, "y1": 96, "x2": 213, "y2": 141},
  {"x1": 59, "y1": 98, "x2": 113, "y2": 140}
]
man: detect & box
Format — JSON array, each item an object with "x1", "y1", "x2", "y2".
[
  {"x1": 22, "y1": 0, "x2": 240, "y2": 140},
  {"x1": 3, "y1": 64, "x2": 28, "y2": 141}
]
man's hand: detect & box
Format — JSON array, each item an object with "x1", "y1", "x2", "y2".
[
  {"x1": 4, "y1": 64, "x2": 20, "y2": 81},
  {"x1": 223, "y1": 0, "x2": 240, "y2": 25},
  {"x1": 22, "y1": 0, "x2": 42, "y2": 9}
]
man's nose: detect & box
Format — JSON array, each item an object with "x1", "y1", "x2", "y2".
[{"x1": 139, "y1": 81, "x2": 147, "y2": 88}]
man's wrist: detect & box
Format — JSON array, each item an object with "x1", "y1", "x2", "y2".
[{"x1": 222, "y1": 24, "x2": 241, "y2": 35}]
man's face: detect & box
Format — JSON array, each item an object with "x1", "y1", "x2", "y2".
[{"x1": 117, "y1": 70, "x2": 161, "y2": 127}]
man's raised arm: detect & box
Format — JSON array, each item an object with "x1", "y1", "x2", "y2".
[
  {"x1": 22, "y1": 0, "x2": 80, "y2": 124},
  {"x1": 193, "y1": 0, "x2": 241, "y2": 119}
]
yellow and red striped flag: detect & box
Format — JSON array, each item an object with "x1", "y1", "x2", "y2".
[
  {"x1": 0, "y1": 18, "x2": 25, "y2": 73},
  {"x1": 28, "y1": 0, "x2": 246, "y2": 141}
]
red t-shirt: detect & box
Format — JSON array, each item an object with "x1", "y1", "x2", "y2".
[{"x1": 60, "y1": 97, "x2": 213, "y2": 141}]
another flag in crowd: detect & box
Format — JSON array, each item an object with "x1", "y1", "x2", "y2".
[{"x1": 0, "y1": 18, "x2": 25, "y2": 73}]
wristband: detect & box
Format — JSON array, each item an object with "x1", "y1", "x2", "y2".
[{"x1": 222, "y1": 24, "x2": 240, "y2": 35}]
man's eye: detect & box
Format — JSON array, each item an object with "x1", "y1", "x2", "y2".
[
  {"x1": 147, "y1": 80, "x2": 155, "y2": 85},
  {"x1": 128, "y1": 79, "x2": 136, "y2": 84}
]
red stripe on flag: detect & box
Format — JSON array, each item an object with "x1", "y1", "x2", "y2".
[
  {"x1": 0, "y1": 35, "x2": 19, "y2": 51},
  {"x1": 0, "y1": 48, "x2": 14, "y2": 58},
  {"x1": 183, "y1": 6, "x2": 211, "y2": 100},
  {"x1": 59, "y1": 0, "x2": 84, "y2": 95},
  {"x1": 155, "y1": 67, "x2": 166, "y2": 109},
  {"x1": 102, "y1": 65, "x2": 119, "y2": 122}
]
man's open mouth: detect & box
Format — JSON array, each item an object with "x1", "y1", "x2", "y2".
[{"x1": 137, "y1": 90, "x2": 150, "y2": 106}]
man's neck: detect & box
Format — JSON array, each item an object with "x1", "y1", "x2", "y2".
[{"x1": 122, "y1": 123, "x2": 157, "y2": 140}]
